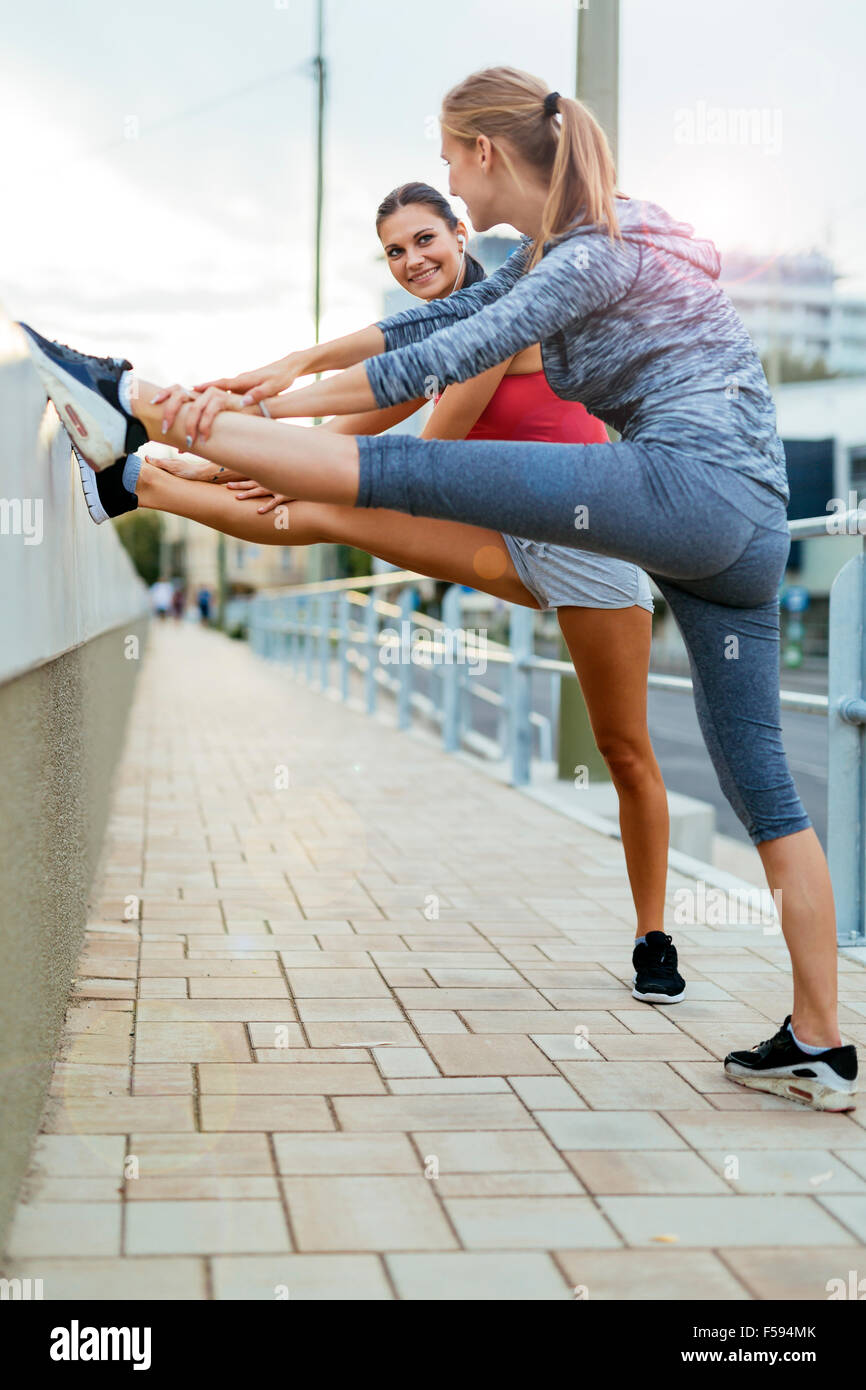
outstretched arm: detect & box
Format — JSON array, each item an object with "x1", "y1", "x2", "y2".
[
  {"x1": 251, "y1": 232, "x2": 637, "y2": 421},
  {"x1": 193, "y1": 244, "x2": 529, "y2": 410}
]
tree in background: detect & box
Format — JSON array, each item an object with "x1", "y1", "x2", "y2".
[{"x1": 114, "y1": 510, "x2": 163, "y2": 586}]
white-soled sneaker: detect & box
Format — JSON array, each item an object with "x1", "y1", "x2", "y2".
[
  {"x1": 78, "y1": 454, "x2": 141, "y2": 525},
  {"x1": 725, "y1": 1016, "x2": 857, "y2": 1112},
  {"x1": 18, "y1": 322, "x2": 147, "y2": 471}
]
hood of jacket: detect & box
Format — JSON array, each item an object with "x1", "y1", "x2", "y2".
[{"x1": 523, "y1": 195, "x2": 721, "y2": 280}]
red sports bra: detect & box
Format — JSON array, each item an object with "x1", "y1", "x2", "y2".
[{"x1": 436, "y1": 370, "x2": 608, "y2": 444}]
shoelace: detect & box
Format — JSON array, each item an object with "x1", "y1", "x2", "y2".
[{"x1": 49, "y1": 336, "x2": 124, "y2": 371}]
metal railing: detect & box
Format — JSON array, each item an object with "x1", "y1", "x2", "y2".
[{"x1": 244, "y1": 511, "x2": 866, "y2": 947}]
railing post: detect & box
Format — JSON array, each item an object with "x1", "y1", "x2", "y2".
[
  {"x1": 304, "y1": 597, "x2": 314, "y2": 684},
  {"x1": 317, "y1": 594, "x2": 330, "y2": 692},
  {"x1": 397, "y1": 587, "x2": 414, "y2": 730},
  {"x1": 338, "y1": 593, "x2": 351, "y2": 702},
  {"x1": 509, "y1": 604, "x2": 534, "y2": 786},
  {"x1": 441, "y1": 585, "x2": 461, "y2": 751},
  {"x1": 365, "y1": 595, "x2": 378, "y2": 714},
  {"x1": 279, "y1": 594, "x2": 291, "y2": 663},
  {"x1": 827, "y1": 545, "x2": 866, "y2": 946}
]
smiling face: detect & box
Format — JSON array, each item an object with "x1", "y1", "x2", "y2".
[{"x1": 378, "y1": 204, "x2": 467, "y2": 301}]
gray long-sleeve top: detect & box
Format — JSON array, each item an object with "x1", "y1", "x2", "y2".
[{"x1": 366, "y1": 195, "x2": 789, "y2": 504}]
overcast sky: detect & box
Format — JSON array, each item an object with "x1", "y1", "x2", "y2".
[{"x1": 1, "y1": 0, "x2": 863, "y2": 384}]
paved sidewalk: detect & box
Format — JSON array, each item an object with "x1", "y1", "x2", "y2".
[{"x1": 4, "y1": 623, "x2": 866, "y2": 1300}]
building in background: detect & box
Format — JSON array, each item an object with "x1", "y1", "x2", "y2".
[{"x1": 719, "y1": 250, "x2": 866, "y2": 378}]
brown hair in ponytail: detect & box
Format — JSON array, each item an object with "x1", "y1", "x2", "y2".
[{"x1": 440, "y1": 66, "x2": 620, "y2": 270}]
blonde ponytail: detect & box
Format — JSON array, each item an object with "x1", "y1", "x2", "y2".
[{"x1": 440, "y1": 66, "x2": 621, "y2": 271}]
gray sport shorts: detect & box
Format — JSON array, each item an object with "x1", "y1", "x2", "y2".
[{"x1": 501, "y1": 535, "x2": 654, "y2": 613}]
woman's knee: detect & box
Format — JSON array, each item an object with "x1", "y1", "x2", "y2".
[{"x1": 595, "y1": 734, "x2": 657, "y2": 791}]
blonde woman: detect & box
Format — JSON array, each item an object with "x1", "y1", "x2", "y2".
[{"x1": 21, "y1": 67, "x2": 855, "y2": 1107}]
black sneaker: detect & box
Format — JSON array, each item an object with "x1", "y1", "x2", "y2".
[
  {"x1": 724, "y1": 1016, "x2": 857, "y2": 1112},
  {"x1": 78, "y1": 454, "x2": 140, "y2": 525},
  {"x1": 17, "y1": 322, "x2": 147, "y2": 470},
  {"x1": 632, "y1": 932, "x2": 686, "y2": 1004}
]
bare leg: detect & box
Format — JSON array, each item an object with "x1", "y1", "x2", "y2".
[
  {"x1": 757, "y1": 832, "x2": 841, "y2": 1048},
  {"x1": 131, "y1": 380, "x2": 360, "y2": 503},
  {"x1": 558, "y1": 605, "x2": 669, "y2": 939},
  {"x1": 135, "y1": 462, "x2": 537, "y2": 604}
]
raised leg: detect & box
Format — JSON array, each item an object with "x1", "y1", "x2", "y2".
[{"x1": 134, "y1": 462, "x2": 537, "y2": 604}]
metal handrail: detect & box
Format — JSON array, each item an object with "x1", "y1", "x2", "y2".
[{"x1": 242, "y1": 509, "x2": 866, "y2": 945}]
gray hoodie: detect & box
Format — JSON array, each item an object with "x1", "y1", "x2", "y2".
[{"x1": 367, "y1": 196, "x2": 789, "y2": 503}]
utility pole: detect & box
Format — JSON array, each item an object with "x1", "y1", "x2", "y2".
[
  {"x1": 308, "y1": 0, "x2": 333, "y2": 582},
  {"x1": 313, "y1": 0, "x2": 326, "y2": 349},
  {"x1": 557, "y1": 0, "x2": 621, "y2": 784}
]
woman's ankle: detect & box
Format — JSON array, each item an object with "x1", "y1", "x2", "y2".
[{"x1": 789, "y1": 1013, "x2": 842, "y2": 1050}]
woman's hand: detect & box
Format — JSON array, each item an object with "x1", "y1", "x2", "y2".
[
  {"x1": 151, "y1": 383, "x2": 247, "y2": 444},
  {"x1": 194, "y1": 351, "x2": 314, "y2": 409},
  {"x1": 226, "y1": 480, "x2": 293, "y2": 513}
]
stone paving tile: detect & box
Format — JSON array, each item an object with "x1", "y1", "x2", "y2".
[
  {"x1": 212, "y1": 1254, "x2": 393, "y2": 1300},
  {"x1": 422, "y1": 1034, "x2": 557, "y2": 1076},
  {"x1": 126, "y1": 1200, "x2": 291, "y2": 1255},
  {"x1": 717, "y1": 1247, "x2": 866, "y2": 1300},
  {"x1": 6, "y1": 1203, "x2": 122, "y2": 1257},
  {"x1": 198, "y1": 1063, "x2": 385, "y2": 1094},
  {"x1": 25, "y1": 1177, "x2": 122, "y2": 1202},
  {"x1": 508, "y1": 1077, "x2": 586, "y2": 1110},
  {"x1": 598, "y1": 1195, "x2": 856, "y2": 1248},
  {"x1": 44, "y1": 1097, "x2": 195, "y2": 1134},
  {"x1": 387, "y1": 1251, "x2": 571, "y2": 1300},
  {"x1": 414, "y1": 1129, "x2": 567, "y2": 1173},
  {"x1": 695, "y1": 1149, "x2": 866, "y2": 1194},
  {"x1": 129, "y1": 1133, "x2": 274, "y2": 1176},
  {"x1": 444, "y1": 1196, "x2": 620, "y2": 1250},
  {"x1": 665, "y1": 1111, "x2": 866, "y2": 1150},
  {"x1": 137, "y1": 1001, "x2": 297, "y2": 1022},
  {"x1": 127, "y1": 1177, "x2": 280, "y2": 1200},
  {"x1": 0, "y1": 1258, "x2": 207, "y2": 1300},
  {"x1": 282, "y1": 1176, "x2": 457, "y2": 1251},
  {"x1": 558, "y1": 1061, "x2": 712, "y2": 1110},
  {"x1": 294, "y1": 999, "x2": 405, "y2": 1022},
  {"x1": 303, "y1": 1021, "x2": 418, "y2": 1047},
  {"x1": 134, "y1": 1022, "x2": 252, "y2": 1063},
  {"x1": 564, "y1": 1151, "x2": 730, "y2": 1195},
  {"x1": 30, "y1": 1135, "x2": 126, "y2": 1176},
  {"x1": 816, "y1": 1196, "x2": 866, "y2": 1242},
  {"x1": 555, "y1": 1249, "x2": 750, "y2": 1300},
  {"x1": 536, "y1": 1110, "x2": 687, "y2": 1151},
  {"x1": 9, "y1": 625, "x2": 865, "y2": 1301},
  {"x1": 199, "y1": 1095, "x2": 333, "y2": 1131},
  {"x1": 387, "y1": 1078, "x2": 511, "y2": 1094}
]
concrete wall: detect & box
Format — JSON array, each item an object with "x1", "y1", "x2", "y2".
[{"x1": 0, "y1": 311, "x2": 148, "y2": 1250}]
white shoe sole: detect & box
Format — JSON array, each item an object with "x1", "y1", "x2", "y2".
[
  {"x1": 724, "y1": 1060, "x2": 857, "y2": 1112},
  {"x1": 632, "y1": 987, "x2": 686, "y2": 1004},
  {"x1": 23, "y1": 333, "x2": 126, "y2": 471},
  {"x1": 75, "y1": 449, "x2": 108, "y2": 524},
  {"x1": 632, "y1": 972, "x2": 686, "y2": 1004}
]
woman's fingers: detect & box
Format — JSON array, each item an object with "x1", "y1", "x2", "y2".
[
  {"x1": 240, "y1": 376, "x2": 283, "y2": 407},
  {"x1": 196, "y1": 388, "x2": 234, "y2": 443},
  {"x1": 160, "y1": 384, "x2": 196, "y2": 434},
  {"x1": 257, "y1": 494, "x2": 291, "y2": 514},
  {"x1": 231, "y1": 484, "x2": 270, "y2": 500}
]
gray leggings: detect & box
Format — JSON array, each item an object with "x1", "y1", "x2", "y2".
[{"x1": 355, "y1": 433, "x2": 811, "y2": 846}]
